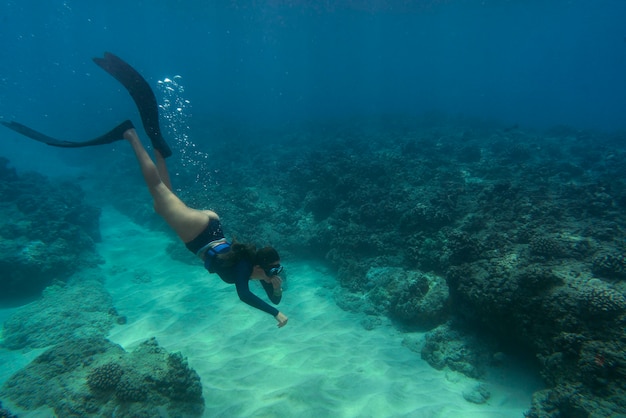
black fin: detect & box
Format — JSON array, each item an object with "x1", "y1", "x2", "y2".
[
  {"x1": 93, "y1": 52, "x2": 172, "y2": 158},
  {"x1": 1, "y1": 119, "x2": 134, "y2": 148}
]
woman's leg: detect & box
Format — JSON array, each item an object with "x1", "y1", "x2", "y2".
[
  {"x1": 123, "y1": 128, "x2": 215, "y2": 242},
  {"x1": 154, "y1": 149, "x2": 173, "y2": 191}
]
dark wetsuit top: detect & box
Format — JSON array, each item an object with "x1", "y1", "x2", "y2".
[{"x1": 212, "y1": 258, "x2": 281, "y2": 317}]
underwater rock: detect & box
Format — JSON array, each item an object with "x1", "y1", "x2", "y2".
[
  {"x1": 420, "y1": 323, "x2": 494, "y2": 379},
  {"x1": 365, "y1": 267, "x2": 449, "y2": 328},
  {"x1": 333, "y1": 287, "x2": 369, "y2": 313},
  {"x1": 462, "y1": 384, "x2": 491, "y2": 404},
  {"x1": 0, "y1": 337, "x2": 204, "y2": 417},
  {"x1": 360, "y1": 315, "x2": 383, "y2": 330},
  {"x1": 1, "y1": 272, "x2": 121, "y2": 350}
]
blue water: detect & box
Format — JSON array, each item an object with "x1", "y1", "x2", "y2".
[
  {"x1": 1, "y1": 0, "x2": 625, "y2": 141},
  {"x1": 1, "y1": 1, "x2": 626, "y2": 417}
]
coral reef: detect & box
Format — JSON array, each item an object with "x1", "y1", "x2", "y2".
[
  {"x1": 87, "y1": 362, "x2": 124, "y2": 392},
  {"x1": 592, "y1": 252, "x2": 626, "y2": 280},
  {"x1": 529, "y1": 235, "x2": 562, "y2": 258},
  {"x1": 87, "y1": 116, "x2": 626, "y2": 416},
  {"x1": 418, "y1": 323, "x2": 494, "y2": 378},
  {"x1": 159, "y1": 352, "x2": 204, "y2": 402},
  {"x1": 0, "y1": 158, "x2": 103, "y2": 301},
  {"x1": 579, "y1": 279, "x2": 626, "y2": 317},
  {"x1": 1, "y1": 272, "x2": 122, "y2": 350},
  {"x1": 114, "y1": 374, "x2": 148, "y2": 402},
  {"x1": 0, "y1": 337, "x2": 204, "y2": 417},
  {"x1": 365, "y1": 267, "x2": 449, "y2": 327}
]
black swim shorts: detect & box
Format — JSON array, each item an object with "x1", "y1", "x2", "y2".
[{"x1": 184, "y1": 218, "x2": 225, "y2": 255}]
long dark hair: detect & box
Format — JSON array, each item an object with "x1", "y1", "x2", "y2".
[
  {"x1": 216, "y1": 239, "x2": 255, "y2": 269},
  {"x1": 254, "y1": 246, "x2": 280, "y2": 268},
  {"x1": 216, "y1": 240, "x2": 280, "y2": 269}
]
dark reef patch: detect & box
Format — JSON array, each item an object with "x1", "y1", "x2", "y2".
[
  {"x1": 0, "y1": 400, "x2": 17, "y2": 418},
  {"x1": 0, "y1": 337, "x2": 204, "y2": 417},
  {"x1": 1, "y1": 271, "x2": 122, "y2": 350},
  {"x1": 0, "y1": 158, "x2": 103, "y2": 302}
]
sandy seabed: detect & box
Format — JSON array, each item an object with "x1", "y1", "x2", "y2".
[{"x1": 1, "y1": 207, "x2": 542, "y2": 417}]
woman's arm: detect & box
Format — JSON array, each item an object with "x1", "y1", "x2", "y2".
[
  {"x1": 261, "y1": 279, "x2": 282, "y2": 304},
  {"x1": 233, "y1": 262, "x2": 279, "y2": 317}
]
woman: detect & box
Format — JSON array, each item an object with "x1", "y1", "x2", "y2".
[
  {"x1": 1, "y1": 52, "x2": 289, "y2": 326},
  {"x1": 123, "y1": 127, "x2": 289, "y2": 328}
]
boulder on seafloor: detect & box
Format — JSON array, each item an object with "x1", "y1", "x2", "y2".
[
  {"x1": 0, "y1": 337, "x2": 204, "y2": 418},
  {"x1": 365, "y1": 267, "x2": 449, "y2": 328},
  {"x1": 419, "y1": 322, "x2": 495, "y2": 379},
  {"x1": 462, "y1": 384, "x2": 491, "y2": 404}
]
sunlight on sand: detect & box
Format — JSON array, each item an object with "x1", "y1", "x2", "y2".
[{"x1": 95, "y1": 206, "x2": 536, "y2": 417}]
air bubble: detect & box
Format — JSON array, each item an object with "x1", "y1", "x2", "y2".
[{"x1": 157, "y1": 74, "x2": 212, "y2": 190}]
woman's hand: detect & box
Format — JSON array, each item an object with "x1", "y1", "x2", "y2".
[
  {"x1": 275, "y1": 312, "x2": 288, "y2": 328},
  {"x1": 270, "y1": 276, "x2": 282, "y2": 291},
  {"x1": 270, "y1": 276, "x2": 283, "y2": 290},
  {"x1": 264, "y1": 275, "x2": 282, "y2": 288}
]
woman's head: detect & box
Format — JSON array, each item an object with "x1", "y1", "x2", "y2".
[
  {"x1": 255, "y1": 246, "x2": 281, "y2": 272},
  {"x1": 249, "y1": 246, "x2": 284, "y2": 281}
]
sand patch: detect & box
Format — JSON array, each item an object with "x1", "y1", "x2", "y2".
[{"x1": 95, "y1": 206, "x2": 539, "y2": 417}]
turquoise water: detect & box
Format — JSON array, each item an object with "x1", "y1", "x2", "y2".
[{"x1": 1, "y1": 1, "x2": 626, "y2": 417}]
